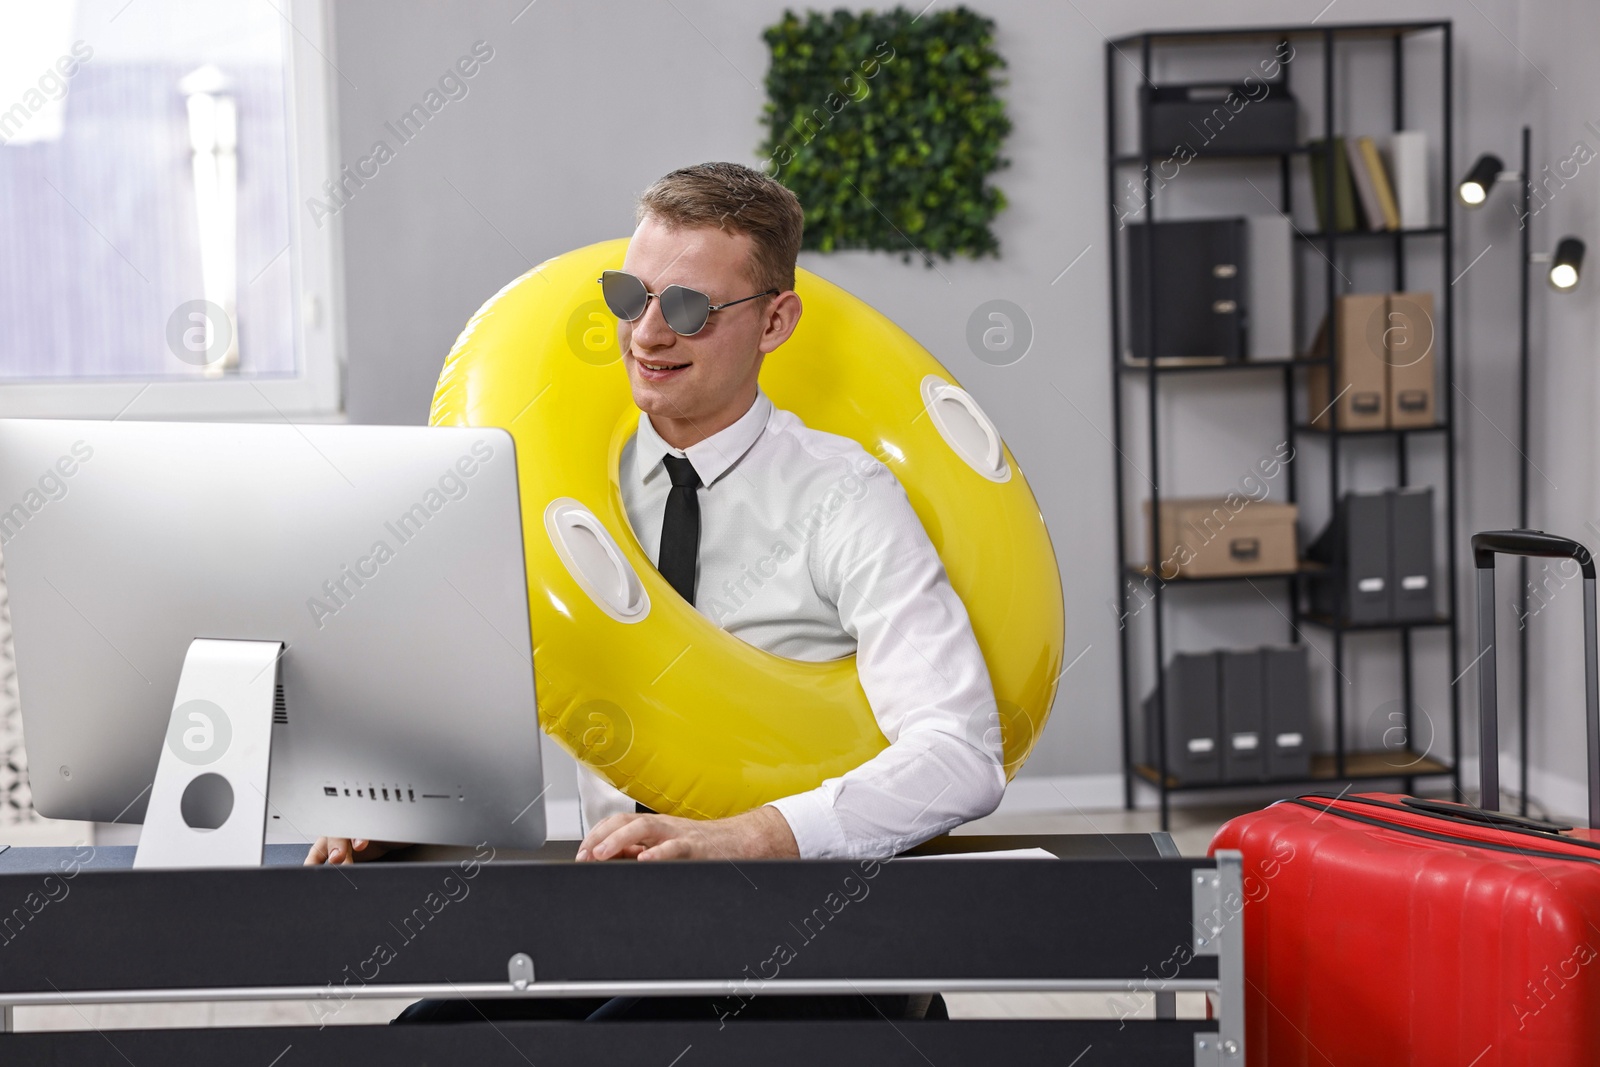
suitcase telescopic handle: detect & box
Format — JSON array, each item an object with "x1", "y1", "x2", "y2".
[{"x1": 1471, "y1": 530, "x2": 1600, "y2": 828}]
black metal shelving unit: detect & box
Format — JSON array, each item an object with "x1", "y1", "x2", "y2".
[{"x1": 1106, "y1": 21, "x2": 1461, "y2": 829}]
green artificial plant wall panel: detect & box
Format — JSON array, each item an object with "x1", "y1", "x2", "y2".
[{"x1": 760, "y1": 6, "x2": 1011, "y2": 262}]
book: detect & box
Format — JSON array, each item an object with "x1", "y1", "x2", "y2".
[
  {"x1": 1388, "y1": 130, "x2": 1429, "y2": 229},
  {"x1": 1358, "y1": 136, "x2": 1402, "y2": 230},
  {"x1": 1346, "y1": 137, "x2": 1387, "y2": 232},
  {"x1": 1308, "y1": 138, "x2": 1361, "y2": 232}
]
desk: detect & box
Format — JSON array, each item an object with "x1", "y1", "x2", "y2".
[
  {"x1": 0, "y1": 829, "x2": 1179, "y2": 871},
  {"x1": 0, "y1": 833, "x2": 1243, "y2": 1065}
]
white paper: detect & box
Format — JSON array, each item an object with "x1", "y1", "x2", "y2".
[{"x1": 901, "y1": 847, "x2": 1057, "y2": 861}]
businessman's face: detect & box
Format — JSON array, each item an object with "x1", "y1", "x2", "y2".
[{"x1": 618, "y1": 215, "x2": 796, "y2": 447}]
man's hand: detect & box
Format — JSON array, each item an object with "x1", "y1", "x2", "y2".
[
  {"x1": 576, "y1": 805, "x2": 799, "y2": 862},
  {"x1": 304, "y1": 837, "x2": 401, "y2": 865}
]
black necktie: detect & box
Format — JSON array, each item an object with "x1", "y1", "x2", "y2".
[{"x1": 658, "y1": 455, "x2": 701, "y2": 605}]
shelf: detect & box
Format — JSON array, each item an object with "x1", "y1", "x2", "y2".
[
  {"x1": 1125, "y1": 562, "x2": 1325, "y2": 585},
  {"x1": 1294, "y1": 423, "x2": 1448, "y2": 437},
  {"x1": 1120, "y1": 356, "x2": 1327, "y2": 373},
  {"x1": 1106, "y1": 18, "x2": 1460, "y2": 829},
  {"x1": 1297, "y1": 226, "x2": 1446, "y2": 241},
  {"x1": 1133, "y1": 748, "x2": 1453, "y2": 791},
  {"x1": 1110, "y1": 21, "x2": 1451, "y2": 48},
  {"x1": 1113, "y1": 146, "x2": 1306, "y2": 166},
  {"x1": 1301, "y1": 613, "x2": 1452, "y2": 632}
]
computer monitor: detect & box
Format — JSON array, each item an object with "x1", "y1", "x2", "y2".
[{"x1": 0, "y1": 418, "x2": 545, "y2": 864}]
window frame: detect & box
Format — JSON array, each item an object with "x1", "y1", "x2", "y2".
[{"x1": 0, "y1": 0, "x2": 345, "y2": 420}]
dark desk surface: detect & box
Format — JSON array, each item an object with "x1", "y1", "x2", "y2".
[
  {"x1": 0, "y1": 835, "x2": 1214, "y2": 1067},
  {"x1": 0, "y1": 831, "x2": 1177, "y2": 872},
  {"x1": 0, "y1": 823, "x2": 1220, "y2": 1064}
]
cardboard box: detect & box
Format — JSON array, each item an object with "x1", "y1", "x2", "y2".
[
  {"x1": 1307, "y1": 293, "x2": 1388, "y2": 430},
  {"x1": 1386, "y1": 291, "x2": 1437, "y2": 428},
  {"x1": 1144, "y1": 497, "x2": 1299, "y2": 578},
  {"x1": 1307, "y1": 291, "x2": 1437, "y2": 430}
]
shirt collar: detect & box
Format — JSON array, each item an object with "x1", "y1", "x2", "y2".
[{"x1": 633, "y1": 391, "x2": 772, "y2": 489}]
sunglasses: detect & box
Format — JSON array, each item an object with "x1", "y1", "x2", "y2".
[{"x1": 598, "y1": 270, "x2": 778, "y2": 337}]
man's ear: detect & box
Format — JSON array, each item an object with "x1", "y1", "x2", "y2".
[{"x1": 758, "y1": 290, "x2": 803, "y2": 355}]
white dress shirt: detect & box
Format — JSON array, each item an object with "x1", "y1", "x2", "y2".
[{"x1": 576, "y1": 390, "x2": 1005, "y2": 859}]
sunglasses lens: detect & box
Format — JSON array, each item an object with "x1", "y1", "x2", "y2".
[
  {"x1": 660, "y1": 285, "x2": 712, "y2": 336},
  {"x1": 600, "y1": 271, "x2": 649, "y2": 320}
]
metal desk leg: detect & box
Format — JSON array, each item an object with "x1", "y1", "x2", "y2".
[{"x1": 1193, "y1": 849, "x2": 1245, "y2": 1065}]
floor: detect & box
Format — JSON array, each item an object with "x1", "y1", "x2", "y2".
[{"x1": 5, "y1": 801, "x2": 1254, "y2": 1033}]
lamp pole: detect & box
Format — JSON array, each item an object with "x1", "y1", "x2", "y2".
[
  {"x1": 1468, "y1": 127, "x2": 1583, "y2": 816},
  {"x1": 1517, "y1": 124, "x2": 1531, "y2": 818}
]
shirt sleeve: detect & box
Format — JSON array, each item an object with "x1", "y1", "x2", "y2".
[{"x1": 766, "y1": 456, "x2": 1006, "y2": 859}]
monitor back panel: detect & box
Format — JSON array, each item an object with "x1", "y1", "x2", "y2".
[{"x1": 0, "y1": 419, "x2": 544, "y2": 849}]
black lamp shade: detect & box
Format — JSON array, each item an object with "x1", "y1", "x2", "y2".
[
  {"x1": 1550, "y1": 237, "x2": 1585, "y2": 290},
  {"x1": 1458, "y1": 153, "x2": 1504, "y2": 207}
]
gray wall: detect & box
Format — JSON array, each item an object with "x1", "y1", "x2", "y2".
[
  {"x1": 327, "y1": 0, "x2": 1600, "y2": 811},
  {"x1": 1512, "y1": 0, "x2": 1600, "y2": 811}
]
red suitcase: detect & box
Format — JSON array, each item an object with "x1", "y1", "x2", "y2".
[{"x1": 1210, "y1": 530, "x2": 1600, "y2": 1066}]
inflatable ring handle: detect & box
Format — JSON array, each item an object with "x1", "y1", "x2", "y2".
[
  {"x1": 921, "y1": 376, "x2": 1011, "y2": 483},
  {"x1": 544, "y1": 498, "x2": 649, "y2": 623}
]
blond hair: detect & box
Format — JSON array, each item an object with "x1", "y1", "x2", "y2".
[{"x1": 637, "y1": 162, "x2": 804, "y2": 294}]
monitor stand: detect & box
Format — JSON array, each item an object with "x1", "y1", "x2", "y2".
[{"x1": 132, "y1": 638, "x2": 284, "y2": 869}]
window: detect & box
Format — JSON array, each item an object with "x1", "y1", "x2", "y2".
[{"x1": 0, "y1": 0, "x2": 342, "y2": 417}]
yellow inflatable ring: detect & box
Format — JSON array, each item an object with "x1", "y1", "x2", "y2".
[{"x1": 431, "y1": 238, "x2": 1063, "y2": 819}]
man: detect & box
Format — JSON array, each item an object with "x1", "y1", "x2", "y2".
[{"x1": 309, "y1": 162, "x2": 1003, "y2": 867}]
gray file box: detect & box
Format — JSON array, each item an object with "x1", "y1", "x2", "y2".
[
  {"x1": 1246, "y1": 214, "x2": 1294, "y2": 360},
  {"x1": 1143, "y1": 652, "x2": 1221, "y2": 784},
  {"x1": 1142, "y1": 82, "x2": 1299, "y2": 157},
  {"x1": 1219, "y1": 649, "x2": 1266, "y2": 782},
  {"x1": 1389, "y1": 487, "x2": 1436, "y2": 621},
  {"x1": 1263, "y1": 645, "x2": 1312, "y2": 779},
  {"x1": 1127, "y1": 219, "x2": 1247, "y2": 363},
  {"x1": 1308, "y1": 491, "x2": 1392, "y2": 623}
]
